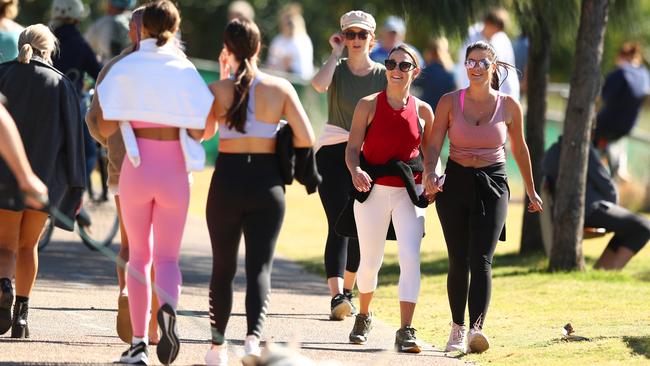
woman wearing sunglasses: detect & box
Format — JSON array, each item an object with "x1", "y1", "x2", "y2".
[
  {"x1": 311, "y1": 10, "x2": 386, "y2": 321},
  {"x1": 345, "y1": 44, "x2": 435, "y2": 353},
  {"x1": 425, "y1": 40, "x2": 542, "y2": 354}
]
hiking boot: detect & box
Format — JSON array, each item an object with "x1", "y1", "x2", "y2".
[
  {"x1": 395, "y1": 325, "x2": 422, "y2": 353},
  {"x1": 157, "y1": 304, "x2": 180, "y2": 365},
  {"x1": 445, "y1": 322, "x2": 467, "y2": 353},
  {"x1": 118, "y1": 341, "x2": 149, "y2": 365},
  {"x1": 0, "y1": 278, "x2": 13, "y2": 335},
  {"x1": 344, "y1": 290, "x2": 357, "y2": 316},
  {"x1": 468, "y1": 327, "x2": 490, "y2": 353},
  {"x1": 11, "y1": 299, "x2": 29, "y2": 338},
  {"x1": 117, "y1": 294, "x2": 132, "y2": 344},
  {"x1": 330, "y1": 293, "x2": 352, "y2": 321},
  {"x1": 349, "y1": 313, "x2": 373, "y2": 344},
  {"x1": 205, "y1": 344, "x2": 228, "y2": 366},
  {"x1": 244, "y1": 334, "x2": 261, "y2": 357}
]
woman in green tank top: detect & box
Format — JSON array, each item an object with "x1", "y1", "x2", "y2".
[
  {"x1": 0, "y1": 1, "x2": 23, "y2": 63},
  {"x1": 310, "y1": 10, "x2": 387, "y2": 322}
]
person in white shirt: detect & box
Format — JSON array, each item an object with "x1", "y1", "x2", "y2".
[
  {"x1": 266, "y1": 3, "x2": 314, "y2": 80},
  {"x1": 455, "y1": 9, "x2": 519, "y2": 99}
]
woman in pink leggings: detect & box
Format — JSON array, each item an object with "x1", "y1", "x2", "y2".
[{"x1": 97, "y1": 1, "x2": 215, "y2": 364}]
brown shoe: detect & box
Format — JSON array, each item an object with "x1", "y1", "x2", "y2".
[{"x1": 116, "y1": 294, "x2": 132, "y2": 343}]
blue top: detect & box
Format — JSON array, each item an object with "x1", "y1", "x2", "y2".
[
  {"x1": 219, "y1": 75, "x2": 282, "y2": 139},
  {"x1": 595, "y1": 62, "x2": 650, "y2": 140},
  {"x1": 412, "y1": 62, "x2": 456, "y2": 110},
  {"x1": 51, "y1": 24, "x2": 101, "y2": 96},
  {"x1": 0, "y1": 31, "x2": 19, "y2": 63}
]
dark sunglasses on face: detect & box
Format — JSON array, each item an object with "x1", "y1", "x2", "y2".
[
  {"x1": 384, "y1": 59, "x2": 416, "y2": 72},
  {"x1": 464, "y1": 58, "x2": 492, "y2": 70},
  {"x1": 343, "y1": 30, "x2": 369, "y2": 40}
]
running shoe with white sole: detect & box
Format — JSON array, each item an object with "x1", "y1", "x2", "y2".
[
  {"x1": 244, "y1": 334, "x2": 262, "y2": 356},
  {"x1": 330, "y1": 293, "x2": 352, "y2": 321},
  {"x1": 117, "y1": 341, "x2": 149, "y2": 365},
  {"x1": 445, "y1": 322, "x2": 467, "y2": 353},
  {"x1": 349, "y1": 313, "x2": 373, "y2": 344},
  {"x1": 157, "y1": 304, "x2": 180, "y2": 365},
  {"x1": 468, "y1": 327, "x2": 490, "y2": 353},
  {"x1": 395, "y1": 325, "x2": 422, "y2": 353},
  {"x1": 205, "y1": 344, "x2": 228, "y2": 366}
]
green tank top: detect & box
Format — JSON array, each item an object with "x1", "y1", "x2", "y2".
[
  {"x1": 0, "y1": 31, "x2": 19, "y2": 63},
  {"x1": 327, "y1": 58, "x2": 387, "y2": 131}
]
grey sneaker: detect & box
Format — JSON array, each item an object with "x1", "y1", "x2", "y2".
[
  {"x1": 349, "y1": 313, "x2": 373, "y2": 344},
  {"x1": 395, "y1": 325, "x2": 422, "y2": 353},
  {"x1": 330, "y1": 294, "x2": 352, "y2": 321}
]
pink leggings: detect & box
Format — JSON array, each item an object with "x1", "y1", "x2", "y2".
[{"x1": 119, "y1": 138, "x2": 189, "y2": 337}]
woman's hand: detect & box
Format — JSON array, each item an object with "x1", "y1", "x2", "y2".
[
  {"x1": 219, "y1": 48, "x2": 231, "y2": 80},
  {"x1": 19, "y1": 173, "x2": 48, "y2": 209},
  {"x1": 424, "y1": 171, "x2": 443, "y2": 195},
  {"x1": 351, "y1": 167, "x2": 372, "y2": 192},
  {"x1": 328, "y1": 33, "x2": 345, "y2": 58},
  {"x1": 527, "y1": 190, "x2": 543, "y2": 213}
]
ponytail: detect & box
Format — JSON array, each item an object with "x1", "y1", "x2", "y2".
[
  {"x1": 17, "y1": 44, "x2": 33, "y2": 64},
  {"x1": 226, "y1": 58, "x2": 255, "y2": 133},
  {"x1": 156, "y1": 30, "x2": 173, "y2": 46},
  {"x1": 492, "y1": 61, "x2": 517, "y2": 91}
]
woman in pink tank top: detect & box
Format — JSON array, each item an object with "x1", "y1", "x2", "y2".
[
  {"x1": 424, "y1": 40, "x2": 543, "y2": 354},
  {"x1": 345, "y1": 44, "x2": 436, "y2": 352}
]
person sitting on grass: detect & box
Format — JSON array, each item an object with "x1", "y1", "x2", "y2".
[{"x1": 542, "y1": 136, "x2": 650, "y2": 270}]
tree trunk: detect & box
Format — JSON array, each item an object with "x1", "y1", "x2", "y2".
[
  {"x1": 549, "y1": 0, "x2": 609, "y2": 271},
  {"x1": 519, "y1": 15, "x2": 550, "y2": 256}
]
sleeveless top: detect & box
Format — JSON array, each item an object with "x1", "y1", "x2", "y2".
[
  {"x1": 0, "y1": 31, "x2": 19, "y2": 63},
  {"x1": 219, "y1": 74, "x2": 281, "y2": 139},
  {"x1": 362, "y1": 91, "x2": 421, "y2": 187},
  {"x1": 448, "y1": 89, "x2": 509, "y2": 165},
  {"x1": 131, "y1": 121, "x2": 169, "y2": 129}
]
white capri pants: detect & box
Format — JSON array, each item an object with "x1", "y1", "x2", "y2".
[{"x1": 354, "y1": 184, "x2": 425, "y2": 303}]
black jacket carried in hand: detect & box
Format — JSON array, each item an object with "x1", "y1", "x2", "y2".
[
  {"x1": 276, "y1": 121, "x2": 321, "y2": 194},
  {"x1": 0, "y1": 58, "x2": 86, "y2": 229}
]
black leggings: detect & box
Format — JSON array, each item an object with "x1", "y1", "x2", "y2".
[
  {"x1": 435, "y1": 160, "x2": 509, "y2": 329},
  {"x1": 316, "y1": 143, "x2": 360, "y2": 279},
  {"x1": 206, "y1": 153, "x2": 286, "y2": 343}
]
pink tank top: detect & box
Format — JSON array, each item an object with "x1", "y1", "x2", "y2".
[
  {"x1": 130, "y1": 121, "x2": 169, "y2": 129},
  {"x1": 448, "y1": 89, "x2": 509, "y2": 165}
]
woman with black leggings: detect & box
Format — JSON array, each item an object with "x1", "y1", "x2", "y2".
[
  {"x1": 424, "y1": 41, "x2": 543, "y2": 354},
  {"x1": 311, "y1": 10, "x2": 386, "y2": 320},
  {"x1": 203, "y1": 17, "x2": 315, "y2": 366}
]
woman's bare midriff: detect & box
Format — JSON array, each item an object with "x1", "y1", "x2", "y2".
[{"x1": 452, "y1": 156, "x2": 502, "y2": 169}]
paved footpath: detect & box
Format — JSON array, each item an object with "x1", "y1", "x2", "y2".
[{"x1": 0, "y1": 215, "x2": 466, "y2": 366}]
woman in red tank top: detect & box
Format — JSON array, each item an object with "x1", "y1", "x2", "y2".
[{"x1": 344, "y1": 44, "x2": 437, "y2": 353}]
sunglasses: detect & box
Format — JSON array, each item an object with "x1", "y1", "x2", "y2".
[
  {"x1": 464, "y1": 58, "x2": 492, "y2": 70},
  {"x1": 343, "y1": 30, "x2": 369, "y2": 40},
  {"x1": 384, "y1": 59, "x2": 416, "y2": 72}
]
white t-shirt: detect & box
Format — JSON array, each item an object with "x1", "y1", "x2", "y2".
[
  {"x1": 455, "y1": 25, "x2": 520, "y2": 100},
  {"x1": 267, "y1": 34, "x2": 314, "y2": 80}
]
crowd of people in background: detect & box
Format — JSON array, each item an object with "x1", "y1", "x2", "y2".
[{"x1": 0, "y1": 0, "x2": 647, "y2": 365}]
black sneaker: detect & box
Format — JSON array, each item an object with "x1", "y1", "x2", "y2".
[
  {"x1": 0, "y1": 278, "x2": 13, "y2": 335},
  {"x1": 344, "y1": 290, "x2": 357, "y2": 316},
  {"x1": 157, "y1": 303, "x2": 180, "y2": 365},
  {"x1": 117, "y1": 341, "x2": 149, "y2": 365},
  {"x1": 395, "y1": 325, "x2": 422, "y2": 353},
  {"x1": 349, "y1": 313, "x2": 373, "y2": 344},
  {"x1": 330, "y1": 294, "x2": 352, "y2": 321}
]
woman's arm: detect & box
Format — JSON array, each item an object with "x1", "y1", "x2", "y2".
[
  {"x1": 311, "y1": 33, "x2": 345, "y2": 93},
  {"x1": 96, "y1": 99, "x2": 120, "y2": 138},
  {"x1": 281, "y1": 80, "x2": 315, "y2": 147},
  {"x1": 506, "y1": 96, "x2": 543, "y2": 212},
  {"x1": 345, "y1": 96, "x2": 374, "y2": 192},
  {"x1": 422, "y1": 94, "x2": 451, "y2": 195}
]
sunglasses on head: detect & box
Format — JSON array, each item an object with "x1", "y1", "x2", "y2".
[
  {"x1": 464, "y1": 58, "x2": 492, "y2": 70},
  {"x1": 343, "y1": 30, "x2": 369, "y2": 40},
  {"x1": 384, "y1": 59, "x2": 416, "y2": 72}
]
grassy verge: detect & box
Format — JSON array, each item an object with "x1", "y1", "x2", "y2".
[{"x1": 190, "y1": 169, "x2": 650, "y2": 366}]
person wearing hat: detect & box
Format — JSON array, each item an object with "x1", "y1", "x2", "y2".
[
  {"x1": 369, "y1": 15, "x2": 424, "y2": 68},
  {"x1": 311, "y1": 10, "x2": 386, "y2": 322},
  {"x1": 85, "y1": 0, "x2": 136, "y2": 63},
  {"x1": 0, "y1": 0, "x2": 23, "y2": 63}
]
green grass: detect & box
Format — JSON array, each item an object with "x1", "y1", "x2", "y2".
[{"x1": 189, "y1": 170, "x2": 650, "y2": 365}]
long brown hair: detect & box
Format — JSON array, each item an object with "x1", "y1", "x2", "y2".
[
  {"x1": 223, "y1": 17, "x2": 261, "y2": 133},
  {"x1": 465, "y1": 40, "x2": 517, "y2": 91},
  {"x1": 142, "y1": 0, "x2": 180, "y2": 47}
]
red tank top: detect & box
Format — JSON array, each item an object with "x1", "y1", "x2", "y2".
[{"x1": 362, "y1": 91, "x2": 421, "y2": 187}]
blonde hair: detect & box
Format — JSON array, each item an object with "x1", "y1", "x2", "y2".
[
  {"x1": 17, "y1": 24, "x2": 58, "y2": 65},
  {"x1": 0, "y1": 0, "x2": 18, "y2": 20},
  {"x1": 428, "y1": 37, "x2": 454, "y2": 71}
]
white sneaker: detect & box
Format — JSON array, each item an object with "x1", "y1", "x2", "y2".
[
  {"x1": 244, "y1": 334, "x2": 262, "y2": 356},
  {"x1": 205, "y1": 344, "x2": 228, "y2": 366},
  {"x1": 445, "y1": 322, "x2": 467, "y2": 353},
  {"x1": 118, "y1": 341, "x2": 150, "y2": 365},
  {"x1": 468, "y1": 328, "x2": 490, "y2": 353}
]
